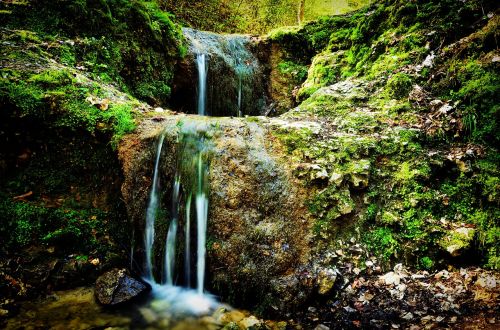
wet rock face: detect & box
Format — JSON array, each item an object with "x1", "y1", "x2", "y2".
[
  {"x1": 119, "y1": 115, "x2": 312, "y2": 314},
  {"x1": 171, "y1": 28, "x2": 268, "y2": 117},
  {"x1": 95, "y1": 268, "x2": 149, "y2": 305},
  {"x1": 207, "y1": 118, "x2": 311, "y2": 312}
]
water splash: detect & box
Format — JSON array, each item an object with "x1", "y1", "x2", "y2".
[{"x1": 148, "y1": 283, "x2": 219, "y2": 315}]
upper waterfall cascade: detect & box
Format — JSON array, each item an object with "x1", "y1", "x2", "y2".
[{"x1": 172, "y1": 28, "x2": 267, "y2": 117}]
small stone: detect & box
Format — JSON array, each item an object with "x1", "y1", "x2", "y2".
[
  {"x1": 329, "y1": 172, "x2": 343, "y2": 186},
  {"x1": 154, "y1": 107, "x2": 164, "y2": 113},
  {"x1": 315, "y1": 168, "x2": 329, "y2": 180},
  {"x1": 317, "y1": 268, "x2": 338, "y2": 295},
  {"x1": 402, "y1": 312, "x2": 413, "y2": 320},
  {"x1": 314, "y1": 325, "x2": 330, "y2": 330},
  {"x1": 380, "y1": 272, "x2": 401, "y2": 285},
  {"x1": 308, "y1": 306, "x2": 317, "y2": 313},
  {"x1": 238, "y1": 316, "x2": 260, "y2": 328},
  {"x1": 95, "y1": 268, "x2": 149, "y2": 305}
]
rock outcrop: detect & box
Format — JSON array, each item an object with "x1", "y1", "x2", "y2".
[{"x1": 95, "y1": 268, "x2": 149, "y2": 305}]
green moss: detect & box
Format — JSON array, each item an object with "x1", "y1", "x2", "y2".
[
  {"x1": 28, "y1": 68, "x2": 76, "y2": 86},
  {"x1": 277, "y1": 61, "x2": 308, "y2": 83},
  {"x1": 419, "y1": 256, "x2": 434, "y2": 270},
  {"x1": 394, "y1": 162, "x2": 417, "y2": 182},
  {"x1": 0, "y1": 196, "x2": 110, "y2": 253},
  {"x1": 3, "y1": 0, "x2": 185, "y2": 106},
  {"x1": 103, "y1": 103, "x2": 137, "y2": 148},
  {"x1": 365, "y1": 227, "x2": 399, "y2": 261},
  {"x1": 449, "y1": 60, "x2": 499, "y2": 144},
  {"x1": 0, "y1": 79, "x2": 44, "y2": 112},
  {"x1": 385, "y1": 72, "x2": 413, "y2": 99}
]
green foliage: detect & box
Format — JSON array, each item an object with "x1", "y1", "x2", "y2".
[
  {"x1": 1, "y1": 65, "x2": 138, "y2": 149},
  {"x1": 103, "y1": 104, "x2": 137, "y2": 148},
  {"x1": 269, "y1": 15, "x2": 350, "y2": 62},
  {"x1": 3, "y1": 0, "x2": 185, "y2": 106},
  {"x1": 419, "y1": 256, "x2": 434, "y2": 270},
  {"x1": 277, "y1": 61, "x2": 309, "y2": 83},
  {"x1": 0, "y1": 79, "x2": 44, "y2": 113},
  {"x1": 385, "y1": 73, "x2": 413, "y2": 99},
  {"x1": 0, "y1": 196, "x2": 109, "y2": 253},
  {"x1": 449, "y1": 60, "x2": 499, "y2": 144},
  {"x1": 28, "y1": 69, "x2": 76, "y2": 86},
  {"x1": 365, "y1": 227, "x2": 399, "y2": 260}
]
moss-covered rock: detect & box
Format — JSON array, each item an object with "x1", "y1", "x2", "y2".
[
  {"x1": 1, "y1": 0, "x2": 185, "y2": 106},
  {"x1": 440, "y1": 227, "x2": 476, "y2": 257}
]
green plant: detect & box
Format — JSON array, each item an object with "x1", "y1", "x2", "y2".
[
  {"x1": 419, "y1": 256, "x2": 434, "y2": 270},
  {"x1": 365, "y1": 227, "x2": 399, "y2": 260},
  {"x1": 386, "y1": 72, "x2": 413, "y2": 99}
]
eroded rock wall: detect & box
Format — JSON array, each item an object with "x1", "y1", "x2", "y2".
[{"x1": 119, "y1": 114, "x2": 313, "y2": 313}]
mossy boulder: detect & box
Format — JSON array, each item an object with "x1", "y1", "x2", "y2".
[{"x1": 440, "y1": 227, "x2": 476, "y2": 257}]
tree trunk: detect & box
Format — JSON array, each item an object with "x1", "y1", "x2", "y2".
[{"x1": 297, "y1": 0, "x2": 305, "y2": 25}]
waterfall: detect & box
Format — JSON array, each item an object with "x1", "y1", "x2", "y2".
[
  {"x1": 196, "y1": 152, "x2": 209, "y2": 294},
  {"x1": 143, "y1": 121, "x2": 214, "y2": 314},
  {"x1": 144, "y1": 130, "x2": 166, "y2": 281},
  {"x1": 178, "y1": 28, "x2": 266, "y2": 117},
  {"x1": 197, "y1": 54, "x2": 207, "y2": 116},
  {"x1": 164, "y1": 175, "x2": 180, "y2": 285},
  {"x1": 184, "y1": 194, "x2": 192, "y2": 287}
]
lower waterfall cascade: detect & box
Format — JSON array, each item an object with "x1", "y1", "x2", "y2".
[{"x1": 142, "y1": 119, "x2": 216, "y2": 313}]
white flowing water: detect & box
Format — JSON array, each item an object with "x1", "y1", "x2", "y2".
[
  {"x1": 197, "y1": 54, "x2": 207, "y2": 115},
  {"x1": 144, "y1": 131, "x2": 166, "y2": 281},
  {"x1": 184, "y1": 194, "x2": 192, "y2": 287},
  {"x1": 196, "y1": 152, "x2": 209, "y2": 294},
  {"x1": 164, "y1": 176, "x2": 180, "y2": 285},
  {"x1": 143, "y1": 121, "x2": 214, "y2": 314},
  {"x1": 182, "y1": 28, "x2": 265, "y2": 117}
]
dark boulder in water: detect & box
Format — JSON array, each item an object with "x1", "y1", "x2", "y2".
[{"x1": 95, "y1": 268, "x2": 149, "y2": 305}]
